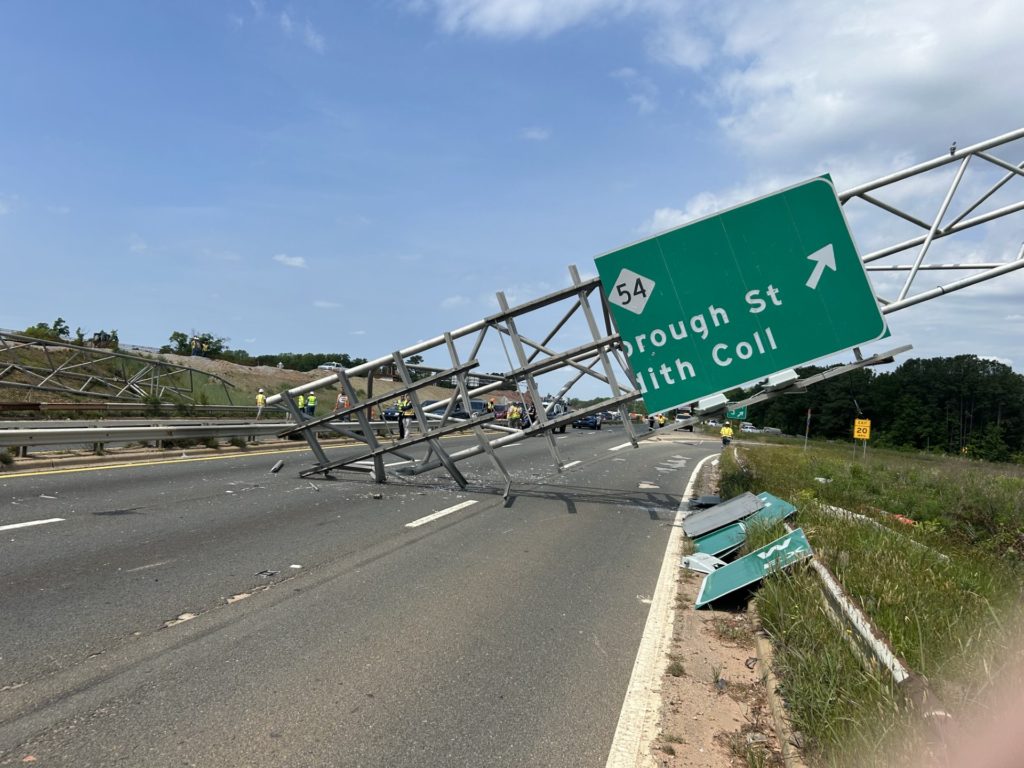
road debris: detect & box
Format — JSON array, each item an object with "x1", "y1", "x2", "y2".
[{"x1": 270, "y1": 460, "x2": 284, "y2": 473}]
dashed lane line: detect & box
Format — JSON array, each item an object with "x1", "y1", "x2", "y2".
[
  {"x1": 0, "y1": 518, "x2": 65, "y2": 532},
  {"x1": 405, "y1": 500, "x2": 478, "y2": 529}
]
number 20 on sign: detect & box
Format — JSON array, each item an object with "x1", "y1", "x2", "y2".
[{"x1": 853, "y1": 419, "x2": 871, "y2": 440}]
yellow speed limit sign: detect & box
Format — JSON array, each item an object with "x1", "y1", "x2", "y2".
[{"x1": 853, "y1": 418, "x2": 871, "y2": 440}]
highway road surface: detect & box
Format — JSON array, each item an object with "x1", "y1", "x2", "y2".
[{"x1": 0, "y1": 426, "x2": 719, "y2": 766}]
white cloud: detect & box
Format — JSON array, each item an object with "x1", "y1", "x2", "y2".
[
  {"x1": 350, "y1": 330, "x2": 366, "y2": 335},
  {"x1": 521, "y1": 127, "x2": 551, "y2": 141},
  {"x1": 128, "y1": 234, "x2": 148, "y2": 253},
  {"x1": 611, "y1": 66, "x2": 657, "y2": 114},
  {"x1": 980, "y1": 355, "x2": 1014, "y2": 367},
  {"x1": 0, "y1": 201, "x2": 9, "y2": 216},
  {"x1": 303, "y1": 20, "x2": 326, "y2": 53},
  {"x1": 313, "y1": 300, "x2": 341, "y2": 308},
  {"x1": 1006, "y1": 314, "x2": 1024, "y2": 321},
  {"x1": 423, "y1": 0, "x2": 638, "y2": 38},
  {"x1": 278, "y1": 11, "x2": 326, "y2": 53},
  {"x1": 273, "y1": 253, "x2": 307, "y2": 268},
  {"x1": 441, "y1": 295, "x2": 470, "y2": 309},
  {"x1": 693, "y1": 1, "x2": 1024, "y2": 167}
]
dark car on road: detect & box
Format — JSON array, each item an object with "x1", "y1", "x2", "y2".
[{"x1": 572, "y1": 413, "x2": 601, "y2": 430}]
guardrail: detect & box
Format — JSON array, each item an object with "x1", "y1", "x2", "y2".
[
  {"x1": 0, "y1": 401, "x2": 276, "y2": 415},
  {"x1": 0, "y1": 420, "x2": 403, "y2": 452},
  {"x1": 0, "y1": 418, "x2": 290, "y2": 431}
]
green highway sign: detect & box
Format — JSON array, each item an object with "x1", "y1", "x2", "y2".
[
  {"x1": 726, "y1": 406, "x2": 747, "y2": 420},
  {"x1": 595, "y1": 177, "x2": 886, "y2": 413},
  {"x1": 757, "y1": 492, "x2": 797, "y2": 518},
  {"x1": 695, "y1": 527, "x2": 813, "y2": 608},
  {"x1": 693, "y1": 491, "x2": 798, "y2": 558}
]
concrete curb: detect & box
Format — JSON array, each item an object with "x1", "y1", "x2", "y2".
[{"x1": 751, "y1": 604, "x2": 806, "y2": 768}]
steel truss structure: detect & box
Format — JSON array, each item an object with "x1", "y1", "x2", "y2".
[
  {"x1": 269, "y1": 266, "x2": 641, "y2": 498},
  {"x1": 843, "y1": 127, "x2": 1024, "y2": 312},
  {"x1": 0, "y1": 332, "x2": 236, "y2": 404},
  {"x1": 272, "y1": 128, "x2": 1024, "y2": 490}
]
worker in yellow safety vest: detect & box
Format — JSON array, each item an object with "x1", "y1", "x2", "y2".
[
  {"x1": 720, "y1": 422, "x2": 734, "y2": 446},
  {"x1": 508, "y1": 403, "x2": 522, "y2": 429},
  {"x1": 296, "y1": 393, "x2": 306, "y2": 420},
  {"x1": 256, "y1": 388, "x2": 266, "y2": 420},
  {"x1": 396, "y1": 395, "x2": 412, "y2": 439},
  {"x1": 306, "y1": 392, "x2": 317, "y2": 417}
]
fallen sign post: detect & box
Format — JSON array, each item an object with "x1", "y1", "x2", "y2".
[
  {"x1": 594, "y1": 177, "x2": 887, "y2": 413},
  {"x1": 695, "y1": 528, "x2": 813, "y2": 609}
]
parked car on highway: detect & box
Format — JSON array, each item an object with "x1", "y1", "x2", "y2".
[
  {"x1": 674, "y1": 410, "x2": 694, "y2": 432},
  {"x1": 740, "y1": 424, "x2": 760, "y2": 433},
  {"x1": 572, "y1": 413, "x2": 601, "y2": 430}
]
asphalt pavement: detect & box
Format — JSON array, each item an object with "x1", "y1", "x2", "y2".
[{"x1": 0, "y1": 427, "x2": 720, "y2": 766}]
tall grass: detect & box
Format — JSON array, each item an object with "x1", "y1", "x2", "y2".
[{"x1": 720, "y1": 443, "x2": 1024, "y2": 766}]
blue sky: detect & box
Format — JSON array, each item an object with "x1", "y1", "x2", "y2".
[{"x1": 3, "y1": 0, "x2": 1023, "y2": 382}]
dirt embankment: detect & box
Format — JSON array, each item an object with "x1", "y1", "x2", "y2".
[{"x1": 650, "y1": 455, "x2": 793, "y2": 768}]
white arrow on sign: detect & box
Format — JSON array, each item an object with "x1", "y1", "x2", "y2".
[
  {"x1": 756, "y1": 536, "x2": 793, "y2": 565},
  {"x1": 805, "y1": 243, "x2": 836, "y2": 290}
]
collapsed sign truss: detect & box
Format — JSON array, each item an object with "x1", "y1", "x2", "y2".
[
  {"x1": 271, "y1": 128, "x2": 1024, "y2": 490},
  {"x1": 269, "y1": 266, "x2": 643, "y2": 497}
]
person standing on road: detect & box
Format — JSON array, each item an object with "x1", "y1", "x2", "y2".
[
  {"x1": 255, "y1": 388, "x2": 266, "y2": 420},
  {"x1": 396, "y1": 395, "x2": 412, "y2": 439},
  {"x1": 295, "y1": 393, "x2": 306, "y2": 420},
  {"x1": 336, "y1": 392, "x2": 350, "y2": 420},
  {"x1": 305, "y1": 391, "x2": 317, "y2": 417},
  {"x1": 720, "y1": 422, "x2": 734, "y2": 446}
]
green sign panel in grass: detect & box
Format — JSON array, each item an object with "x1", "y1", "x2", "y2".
[
  {"x1": 693, "y1": 492, "x2": 799, "y2": 558},
  {"x1": 695, "y1": 527, "x2": 813, "y2": 608},
  {"x1": 594, "y1": 178, "x2": 886, "y2": 413}
]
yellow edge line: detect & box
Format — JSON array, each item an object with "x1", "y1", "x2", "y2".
[{"x1": 0, "y1": 445, "x2": 317, "y2": 479}]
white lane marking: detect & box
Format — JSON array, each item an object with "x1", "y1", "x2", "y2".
[
  {"x1": 125, "y1": 559, "x2": 173, "y2": 573},
  {"x1": 405, "y1": 500, "x2": 478, "y2": 528},
  {"x1": 563, "y1": 460, "x2": 582, "y2": 469},
  {"x1": 605, "y1": 452, "x2": 718, "y2": 768},
  {"x1": 609, "y1": 442, "x2": 633, "y2": 452},
  {"x1": 0, "y1": 518, "x2": 64, "y2": 532}
]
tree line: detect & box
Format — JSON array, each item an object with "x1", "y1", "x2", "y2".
[
  {"x1": 160, "y1": 331, "x2": 369, "y2": 372},
  {"x1": 745, "y1": 355, "x2": 1024, "y2": 461}
]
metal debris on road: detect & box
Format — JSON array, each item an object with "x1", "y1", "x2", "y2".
[{"x1": 270, "y1": 460, "x2": 284, "y2": 473}]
